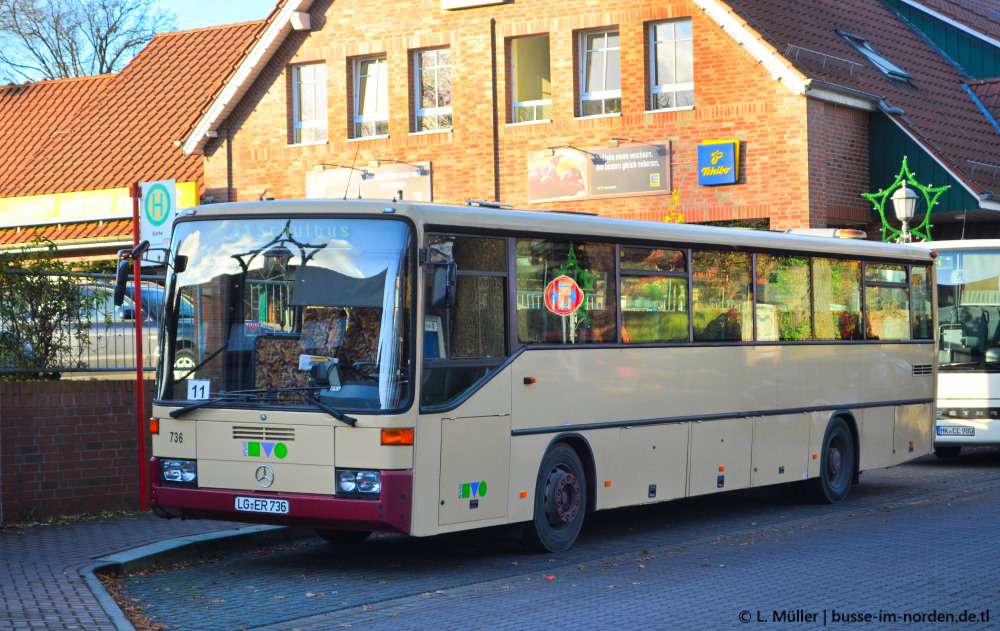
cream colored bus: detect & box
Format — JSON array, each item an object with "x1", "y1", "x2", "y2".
[{"x1": 133, "y1": 199, "x2": 936, "y2": 552}]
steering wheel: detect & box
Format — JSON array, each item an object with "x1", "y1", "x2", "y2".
[{"x1": 346, "y1": 361, "x2": 379, "y2": 380}]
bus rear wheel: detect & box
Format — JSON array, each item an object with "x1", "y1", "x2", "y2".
[
  {"x1": 807, "y1": 417, "x2": 855, "y2": 504},
  {"x1": 521, "y1": 443, "x2": 587, "y2": 553}
]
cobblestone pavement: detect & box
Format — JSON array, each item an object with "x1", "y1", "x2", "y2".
[
  {"x1": 0, "y1": 512, "x2": 277, "y2": 630},
  {"x1": 103, "y1": 449, "x2": 1000, "y2": 631}
]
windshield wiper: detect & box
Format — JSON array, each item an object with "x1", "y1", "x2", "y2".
[
  {"x1": 169, "y1": 390, "x2": 264, "y2": 418},
  {"x1": 288, "y1": 389, "x2": 357, "y2": 426}
]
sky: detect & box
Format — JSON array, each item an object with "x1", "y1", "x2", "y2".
[{"x1": 162, "y1": 0, "x2": 280, "y2": 31}]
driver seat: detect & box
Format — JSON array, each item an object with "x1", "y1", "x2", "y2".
[{"x1": 339, "y1": 307, "x2": 381, "y2": 367}]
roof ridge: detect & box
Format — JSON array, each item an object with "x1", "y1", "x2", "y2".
[{"x1": 153, "y1": 20, "x2": 267, "y2": 38}]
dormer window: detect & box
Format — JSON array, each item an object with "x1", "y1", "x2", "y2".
[{"x1": 838, "y1": 31, "x2": 911, "y2": 82}]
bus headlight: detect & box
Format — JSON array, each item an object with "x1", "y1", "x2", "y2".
[
  {"x1": 336, "y1": 469, "x2": 381, "y2": 498},
  {"x1": 162, "y1": 459, "x2": 197, "y2": 484}
]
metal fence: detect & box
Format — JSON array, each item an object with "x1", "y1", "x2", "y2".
[{"x1": 0, "y1": 271, "x2": 166, "y2": 375}]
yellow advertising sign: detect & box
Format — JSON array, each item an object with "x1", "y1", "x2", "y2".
[{"x1": 0, "y1": 182, "x2": 198, "y2": 227}]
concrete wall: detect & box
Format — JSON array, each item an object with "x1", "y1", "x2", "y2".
[{"x1": 0, "y1": 379, "x2": 154, "y2": 524}]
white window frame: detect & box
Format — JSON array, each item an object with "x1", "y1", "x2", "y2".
[
  {"x1": 511, "y1": 35, "x2": 552, "y2": 124},
  {"x1": 649, "y1": 19, "x2": 694, "y2": 112},
  {"x1": 579, "y1": 28, "x2": 621, "y2": 117},
  {"x1": 354, "y1": 55, "x2": 389, "y2": 138},
  {"x1": 414, "y1": 48, "x2": 453, "y2": 132},
  {"x1": 292, "y1": 63, "x2": 327, "y2": 144}
]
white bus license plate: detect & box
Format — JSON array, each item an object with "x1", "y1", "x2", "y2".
[
  {"x1": 235, "y1": 497, "x2": 289, "y2": 514},
  {"x1": 938, "y1": 426, "x2": 975, "y2": 436}
]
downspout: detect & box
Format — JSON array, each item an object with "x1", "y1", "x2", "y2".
[{"x1": 491, "y1": 18, "x2": 500, "y2": 202}]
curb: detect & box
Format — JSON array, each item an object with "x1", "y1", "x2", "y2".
[{"x1": 79, "y1": 525, "x2": 316, "y2": 631}]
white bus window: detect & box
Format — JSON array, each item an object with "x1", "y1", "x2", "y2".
[
  {"x1": 813, "y1": 258, "x2": 862, "y2": 340},
  {"x1": 755, "y1": 254, "x2": 812, "y2": 341},
  {"x1": 692, "y1": 250, "x2": 751, "y2": 342},
  {"x1": 422, "y1": 235, "x2": 507, "y2": 407},
  {"x1": 865, "y1": 263, "x2": 910, "y2": 341},
  {"x1": 620, "y1": 246, "x2": 688, "y2": 343},
  {"x1": 516, "y1": 239, "x2": 616, "y2": 344}
]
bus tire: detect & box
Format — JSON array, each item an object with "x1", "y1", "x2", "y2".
[
  {"x1": 314, "y1": 529, "x2": 371, "y2": 545},
  {"x1": 807, "y1": 417, "x2": 855, "y2": 504},
  {"x1": 934, "y1": 446, "x2": 962, "y2": 458},
  {"x1": 521, "y1": 443, "x2": 587, "y2": 553}
]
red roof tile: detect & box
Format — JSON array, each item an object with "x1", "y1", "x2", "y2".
[
  {"x1": 726, "y1": 0, "x2": 1000, "y2": 197},
  {"x1": 0, "y1": 21, "x2": 266, "y2": 201}
]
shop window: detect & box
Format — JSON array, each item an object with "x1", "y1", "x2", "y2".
[
  {"x1": 292, "y1": 63, "x2": 328, "y2": 144},
  {"x1": 579, "y1": 29, "x2": 621, "y2": 117},
  {"x1": 648, "y1": 19, "x2": 694, "y2": 111},
  {"x1": 415, "y1": 48, "x2": 452, "y2": 131},
  {"x1": 354, "y1": 56, "x2": 389, "y2": 138},
  {"x1": 511, "y1": 35, "x2": 551, "y2": 123}
]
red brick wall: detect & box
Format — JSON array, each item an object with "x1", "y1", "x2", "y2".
[
  {"x1": 0, "y1": 379, "x2": 154, "y2": 523},
  {"x1": 201, "y1": 0, "x2": 839, "y2": 229},
  {"x1": 807, "y1": 100, "x2": 871, "y2": 227}
]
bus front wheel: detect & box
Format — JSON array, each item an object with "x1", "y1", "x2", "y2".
[
  {"x1": 807, "y1": 417, "x2": 855, "y2": 504},
  {"x1": 521, "y1": 443, "x2": 587, "y2": 553}
]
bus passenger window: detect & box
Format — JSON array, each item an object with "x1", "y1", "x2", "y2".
[
  {"x1": 755, "y1": 254, "x2": 813, "y2": 341},
  {"x1": 864, "y1": 263, "x2": 911, "y2": 340},
  {"x1": 516, "y1": 239, "x2": 616, "y2": 344},
  {"x1": 692, "y1": 250, "x2": 751, "y2": 342},
  {"x1": 422, "y1": 235, "x2": 508, "y2": 407},
  {"x1": 813, "y1": 258, "x2": 862, "y2": 340},
  {"x1": 620, "y1": 246, "x2": 689, "y2": 343}
]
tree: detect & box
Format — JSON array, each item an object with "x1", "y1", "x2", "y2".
[
  {"x1": 0, "y1": 238, "x2": 103, "y2": 378},
  {"x1": 0, "y1": 0, "x2": 176, "y2": 82}
]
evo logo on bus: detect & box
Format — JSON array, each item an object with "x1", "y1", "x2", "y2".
[
  {"x1": 243, "y1": 441, "x2": 288, "y2": 459},
  {"x1": 459, "y1": 481, "x2": 488, "y2": 499}
]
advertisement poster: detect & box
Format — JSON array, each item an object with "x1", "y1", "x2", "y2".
[
  {"x1": 527, "y1": 144, "x2": 669, "y2": 203},
  {"x1": 306, "y1": 162, "x2": 431, "y2": 201}
]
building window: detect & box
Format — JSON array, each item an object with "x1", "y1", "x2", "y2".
[
  {"x1": 838, "y1": 31, "x2": 911, "y2": 82},
  {"x1": 511, "y1": 35, "x2": 551, "y2": 123},
  {"x1": 292, "y1": 63, "x2": 327, "y2": 144},
  {"x1": 354, "y1": 56, "x2": 389, "y2": 138},
  {"x1": 580, "y1": 29, "x2": 621, "y2": 117},
  {"x1": 649, "y1": 20, "x2": 694, "y2": 110},
  {"x1": 415, "y1": 48, "x2": 452, "y2": 131}
]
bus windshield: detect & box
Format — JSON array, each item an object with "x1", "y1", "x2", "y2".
[
  {"x1": 158, "y1": 216, "x2": 414, "y2": 413},
  {"x1": 935, "y1": 248, "x2": 1000, "y2": 372}
]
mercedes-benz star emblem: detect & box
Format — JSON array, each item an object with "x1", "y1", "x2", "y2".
[{"x1": 255, "y1": 465, "x2": 275, "y2": 488}]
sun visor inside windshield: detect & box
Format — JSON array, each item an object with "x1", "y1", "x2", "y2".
[{"x1": 290, "y1": 267, "x2": 387, "y2": 308}]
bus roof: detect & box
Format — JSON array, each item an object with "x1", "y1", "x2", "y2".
[{"x1": 178, "y1": 198, "x2": 934, "y2": 262}]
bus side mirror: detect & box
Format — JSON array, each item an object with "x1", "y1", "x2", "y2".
[
  {"x1": 174, "y1": 254, "x2": 188, "y2": 274},
  {"x1": 113, "y1": 258, "x2": 130, "y2": 306},
  {"x1": 430, "y1": 261, "x2": 457, "y2": 309}
]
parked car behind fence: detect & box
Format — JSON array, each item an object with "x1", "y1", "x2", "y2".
[{"x1": 1, "y1": 272, "x2": 192, "y2": 375}]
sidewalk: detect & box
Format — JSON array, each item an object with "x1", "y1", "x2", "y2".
[{"x1": 0, "y1": 511, "x2": 309, "y2": 631}]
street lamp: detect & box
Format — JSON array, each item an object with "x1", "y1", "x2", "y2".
[{"x1": 891, "y1": 185, "x2": 918, "y2": 243}]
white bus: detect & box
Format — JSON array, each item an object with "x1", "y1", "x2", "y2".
[
  {"x1": 125, "y1": 199, "x2": 936, "y2": 552},
  {"x1": 917, "y1": 240, "x2": 1000, "y2": 457}
]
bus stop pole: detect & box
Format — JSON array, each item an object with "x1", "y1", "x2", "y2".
[{"x1": 130, "y1": 182, "x2": 147, "y2": 512}]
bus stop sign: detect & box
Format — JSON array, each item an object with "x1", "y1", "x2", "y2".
[{"x1": 544, "y1": 275, "x2": 585, "y2": 316}]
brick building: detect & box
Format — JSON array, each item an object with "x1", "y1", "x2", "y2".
[{"x1": 181, "y1": 0, "x2": 1000, "y2": 237}]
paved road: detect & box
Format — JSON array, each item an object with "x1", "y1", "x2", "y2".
[{"x1": 107, "y1": 449, "x2": 1000, "y2": 631}]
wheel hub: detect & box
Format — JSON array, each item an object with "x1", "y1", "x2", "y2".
[{"x1": 544, "y1": 469, "x2": 581, "y2": 527}]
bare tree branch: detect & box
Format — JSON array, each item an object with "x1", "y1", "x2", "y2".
[{"x1": 0, "y1": 0, "x2": 176, "y2": 82}]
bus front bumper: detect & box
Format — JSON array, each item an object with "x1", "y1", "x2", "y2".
[{"x1": 149, "y1": 458, "x2": 412, "y2": 535}]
